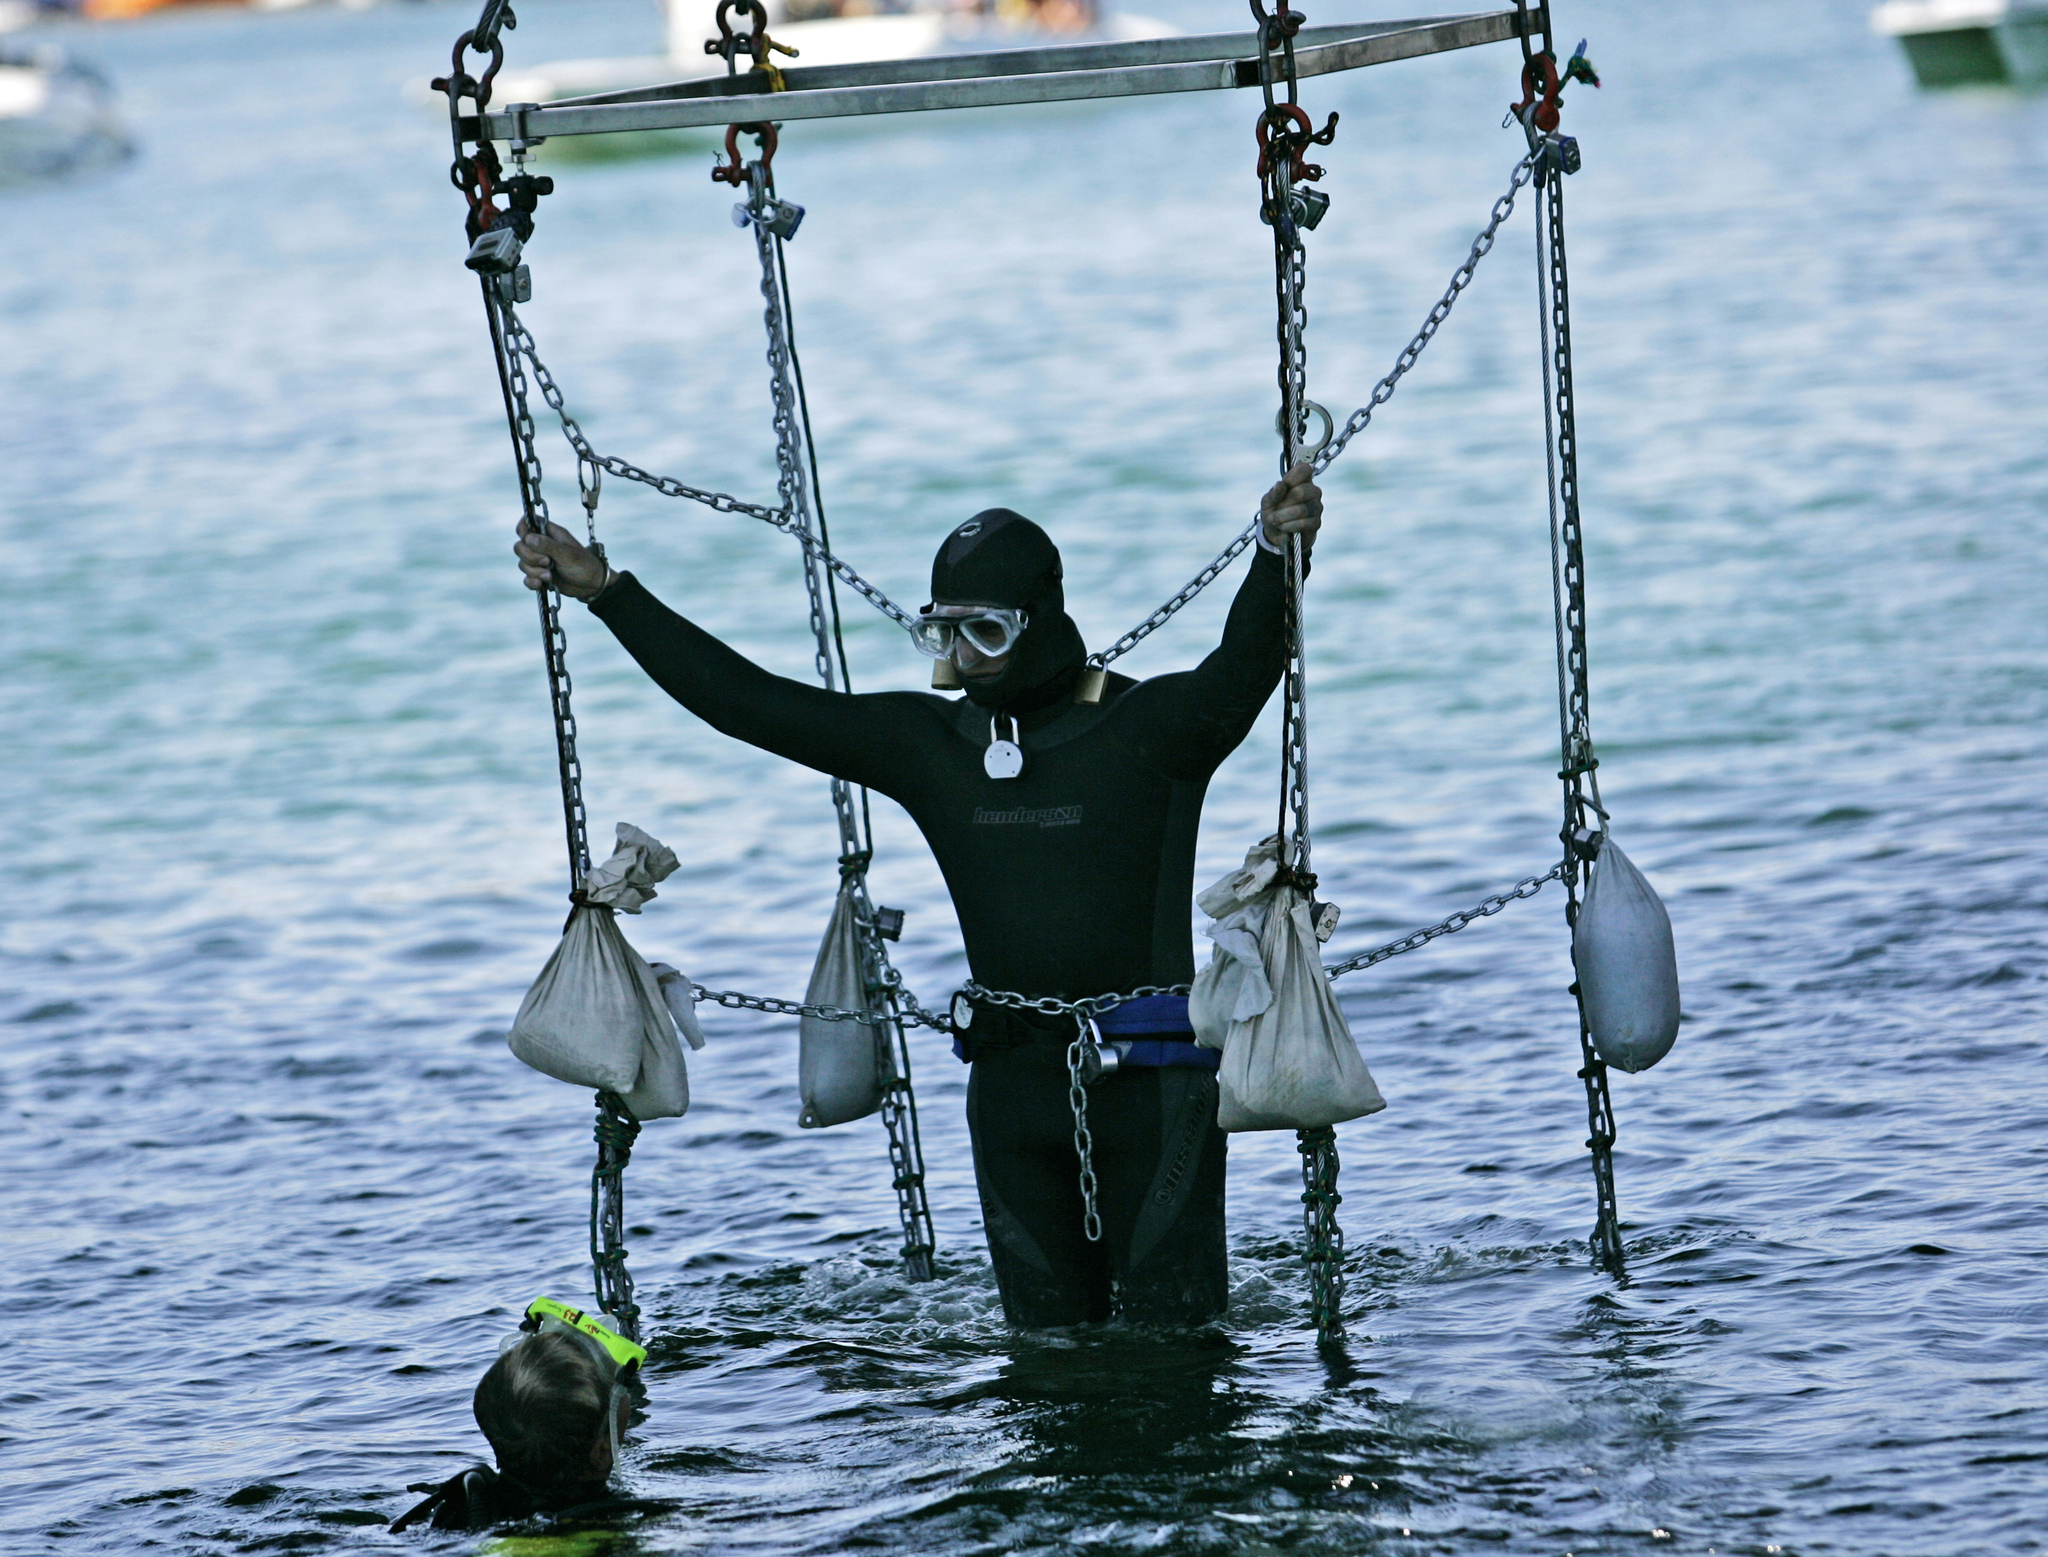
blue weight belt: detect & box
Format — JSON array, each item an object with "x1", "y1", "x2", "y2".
[{"x1": 1093, "y1": 994, "x2": 1219, "y2": 1070}]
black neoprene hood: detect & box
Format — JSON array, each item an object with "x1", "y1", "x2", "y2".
[
  {"x1": 928, "y1": 509, "x2": 1085, "y2": 711},
  {"x1": 929, "y1": 508, "x2": 1062, "y2": 609}
]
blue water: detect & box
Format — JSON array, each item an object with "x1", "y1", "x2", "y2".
[{"x1": 4, "y1": 1, "x2": 2046, "y2": 1552}]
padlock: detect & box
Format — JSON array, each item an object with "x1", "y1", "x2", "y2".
[
  {"x1": 492, "y1": 264, "x2": 532, "y2": 306},
  {"x1": 873, "y1": 906, "x2": 905, "y2": 942},
  {"x1": 1079, "y1": 1038, "x2": 1128, "y2": 1086},
  {"x1": 1309, "y1": 898, "x2": 1341, "y2": 944},
  {"x1": 464, "y1": 225, "x2": 522, "y2": 276},
  {"x1": 1259, "y1": 186, "x2": 1330, "y2": 236},
  {"x1": 758, "y1": 195, "x2": 805, "y2": 241},
  {"x1": 1538, "y1": 133, "x2": 1582, "y2": 178}
]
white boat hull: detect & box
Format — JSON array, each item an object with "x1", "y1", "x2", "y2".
[
  {"x1": 0, "y1": 48, "x2": 132, "y2": 184},
  {"x1": 1872, "y1": 0, "x2": 2048, "y2": 87}
]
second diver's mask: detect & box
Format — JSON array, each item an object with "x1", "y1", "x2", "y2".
[{"x1": 505, "y1": 1296, "x2": 648, "y2": 1370}]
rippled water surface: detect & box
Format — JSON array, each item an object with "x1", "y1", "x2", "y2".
[{"x1": 5, "y1": 1, "x2": 2047, "y2": 1552}]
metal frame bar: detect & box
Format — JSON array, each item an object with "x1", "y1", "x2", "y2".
[{"x1": 471, "y1": 8, "x2": 1543, "y2": 139}]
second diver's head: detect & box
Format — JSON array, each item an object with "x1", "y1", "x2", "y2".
[
  {"x1": 923, "y1": 508, "x2": 1084, "y2": 711},
  {"x1": 472, "y1": 1327, "x2": 630, "y2": 1502}
]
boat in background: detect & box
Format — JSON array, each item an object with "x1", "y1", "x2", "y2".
[
  {"x1": 1872, "y1": 0, "x2": 2048, "y2": 87},
  {"x1": 0, "y1": 41, "x2": 132, "y2": 182},
  {"x1": 486, "y1": 0, "x2": 1179, "y2": 121}
]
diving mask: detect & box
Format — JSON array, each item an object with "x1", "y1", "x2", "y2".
[
  {"x1": 500, "y1": 1296, "x2": 648, "y2": 1372},
  {"x1": 910, "y1": 605, "x2": 1028, "y2": 662}
]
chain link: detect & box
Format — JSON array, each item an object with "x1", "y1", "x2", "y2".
[
  {"x1": 488, "y1": 291, "x2": 591, "y2": 889},
  {"x1": 1087, "y1": 523, "x2": 1262, "y2": 670},
  {"x1": 1322, "y1": 863, "x2": 1562, "y2": 980},
  {"x1": 1315, "y1": 154, "x2": 1537, "y2": 475},
  {"x1": 1066, "y1": 1021, "x2": 1104, "y2": 1243},
  {"x1": 590, "y1": 1090, "x2": 642, "y2": 1342},
  {"x1": 958, "y1": 980, "x2": 1191, "y2": 1021},
  {"x1": 1297, "y1": 1124, "x2": 1344, "y2": 1339}
]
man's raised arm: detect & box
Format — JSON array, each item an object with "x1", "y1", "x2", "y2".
[
  {"x1": 1138, "y1": 463, "x2": 1324, "y2": 780},
  {"x1": 514, "y1": 518, "x2": 921, "y2": 794}
]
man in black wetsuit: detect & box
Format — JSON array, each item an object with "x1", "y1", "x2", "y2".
[{"x1": 514, "y1": 462, "x2": 1322, "y2": 1328}]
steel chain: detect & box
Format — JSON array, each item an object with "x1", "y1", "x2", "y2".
[
  {"x1": 504, "y1": 309, "x2": 923, "y2": 631},
  {"x1": 1322, "y1": 863, "x2": 1562, "y2": 980},
  {"x1": 1272, "y1": 174, "x2": 1314, "y2": 879},
  {"x1": 494, "y1": 150, "x2": 1532, "y2": 683},
  {"x1": 1090, "y1": 153, "x2": 1538, "y2": 674},
  {"x1": 1087, "y1": 523, "x2": 1262, "y2": 670},
  {"x1": 959, "y1": 980, "x2": 1192, "y2": 1021},
  {"x1": 498, "y1": 318, "x2": 594, "y2": 885},
  {"x1": 746, "y1": 162, "x2": 938, "y2": 1279},
  {"x1": 590, "y1": 1090, "x2": 642, "y2": 1342},
  {"x1": 504, "y1": 310, "x2": 786, "y2": 526},
  {"x1": 1066, "y1": 1022, "x2": 1104, "y2": 1243},
  {"x1": 1256, "y1": 20, "x2": 1347, "y2": 1344},
  {"x1": 1314, "y1": 154, "x2": 1537, "y2": 474},
  {"x1": 1532, "y1": 151, "x2": 1624, "y2": 1273},
  {"x1": 1297, "y1": 1124, "x2": 1344, "y2": 1339},
  {"x1": 689, "y1": 853, "x2": 1559, "y2": 1037}
]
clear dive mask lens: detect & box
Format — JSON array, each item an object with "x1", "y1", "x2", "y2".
[{"x1": 910, "y1": 606, "x2": 1027, "y2": 661}]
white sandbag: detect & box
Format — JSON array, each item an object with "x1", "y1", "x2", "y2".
[
  {"x1": 1573, "y1": 835, "x2": 1681, "y2": 1074},
  {"x1": 1192, "y1": 838, "x2": 1384, "y2": 1132},
  {"x1": 1189, "y1": 836, "x2": 1282, "y2": 1049},
  {"x1": 1214, "y1": 879, "x2": 1387, "y2": 1132},
  {"x1": 506, "y1": 825, "x2": 692, "y2": 1120},
  {"x1": 508, "y1": 903, "x2": 677, "y2": 1099},
  {"x1": 797, "y1": 882, "x2": 883, "y2": 1129}
]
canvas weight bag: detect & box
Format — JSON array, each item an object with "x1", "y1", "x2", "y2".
[
  {"x1": 507, "y1": 825, "x2": 697, "y2": 1120},
  {"x1": 1572, "y1": 835, "x2": 1681, "y2": 1073},
  {"x1": 1191, "y1": 838, "x2": 1385, "y2": 1133},
  {"x1": 797, "y1": 881, "x2": 884, "y2": 1128}
]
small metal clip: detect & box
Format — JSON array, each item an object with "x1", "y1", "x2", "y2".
[{"x1": 505, "y1": 103, "x2": 548, "y2": 165}]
